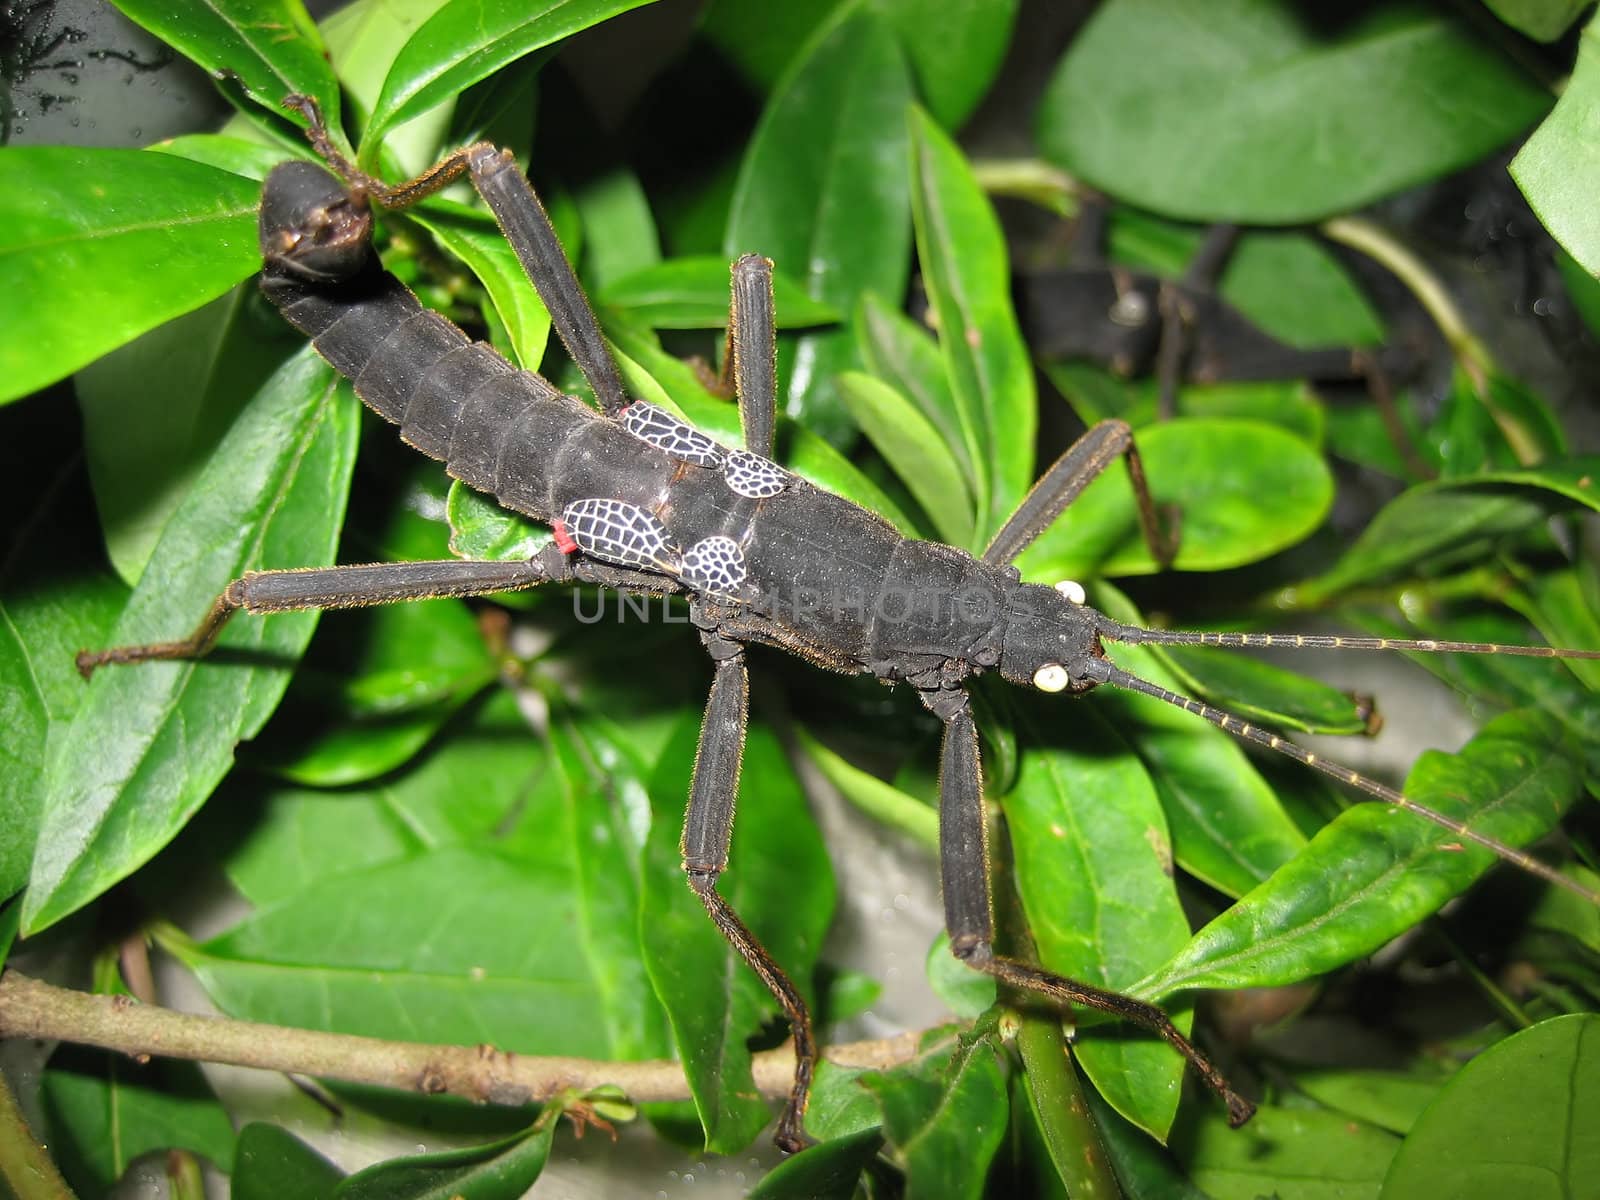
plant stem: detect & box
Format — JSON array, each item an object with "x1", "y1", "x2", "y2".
[
  {"x1": 0, "y1": 972, "x2": 924, "y2": 1109},
  {"x1": 0, "y1": 1066, "x2": 77, "y2": 1200}
]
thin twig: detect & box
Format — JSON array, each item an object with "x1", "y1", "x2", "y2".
[{"x1": 0, "y1": 972, "x2": 925, "y2": 1107}]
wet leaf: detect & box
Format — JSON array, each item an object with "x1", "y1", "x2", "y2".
[
  {"x1": 1379, "y1": 1015, "x2": 1600, "y2": 1199},
  {"x1": 25, "y1": 351, "x2": 358, "y2": 934},
  {"x1": 725, "y1": 9, "x2": 914, "y2": 445},
  {"x1": 0, "y1": 149, "x2": 259, "y2": 403},
  {"x1": 1040, "y1": 0, "x2": 1548, "y2": 223}
]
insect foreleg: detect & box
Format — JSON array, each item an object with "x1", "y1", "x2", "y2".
[
  {"x1": 981, "y1": 419, "x2": 1176, "y2": 570},
  {"x1": 75, "y1": 556, "x2": 558, "y2": 679},
  {"x1": 929, "y1": 688, "x2": 1256, "y2": 1127},
  {"x1": 726, "y1": 254, "x2": 778, "y2": 458},
  {"x1": 681, "y1": 634, "x2": 816, "y2": 1153}
]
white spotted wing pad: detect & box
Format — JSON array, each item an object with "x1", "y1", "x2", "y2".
[
  {"x1": 620, "y1": 402, "x2": 724, "y2": 467},
  {"x1": 723, "y1": 450, "x2": 788, "y2": 498},
  {"x1": 560, "y1": 498, "x2": 680, "y2": 571},
  {"x1": 681, "y1": 536, "x2": 747, "y2": 595}
]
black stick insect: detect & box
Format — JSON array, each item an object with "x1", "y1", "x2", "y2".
[{"x1": 77, "y1": 97, "x2": 1600, "y2": 1152}]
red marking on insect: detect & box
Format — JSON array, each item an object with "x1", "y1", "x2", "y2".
[{"x1": 552, "y1": 519, "x2": 579, "y2": 555}]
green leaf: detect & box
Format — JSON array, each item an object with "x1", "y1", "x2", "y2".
[
  {"x1": 225, "y1": 690, "x2": 542, "y2": 908},
  {"x1": 796, "y1": 728, "x2": 939, "y2": 850},
  {"x1": 873, "y1": 0, "x2": 1019, "y2": 129},
  {"x1": 1171, "y1": 1102, "x2": 1399, "y2": 1200},
  {"x1": 598, "y1": 257, "x2": 838, "y2": 329},
  {"x1": 640, "y1": 717, "x2": 835, "y2": 1153},
  {"x1": 365, "y1": 0, "x2": 659, "y2": 144},
  {"x1": 1039, "y1": 0, "x2": 1549, "y2": 223},
  {"x1": 855, "y1": 291, "x2": 976, "y2": 498},
  {"x1": 1511, "y1": 12, "x2": 1600, "y2": 276},
  {"x1": 1015, "y1": 418, "x2": 1333, "y2": 580},
  {"x1": 112, "y1": 0, "x2": 343, "y2": 140},
  {"x1": 863, "y1": 1032, "x2": 1009, "y2": 1200},
  {"x1": 925, "y1": 933, "x2": 996, "y2": 1020},
  {"x1": 1481, "y1": 0, "x2": 1590, "y2": 40},
  {"x1": 1159, "y1": 645, "x2": 1373, "y2": 736},
  {"x1": 234, "y1": 1123, "x2": 346, "y2": 1200},
  {"x1": 24, "y1": 350, "x2": 359, "y2": 934},
  {"x1": 410, "y1": 202, "x2": 553, "y2": 371},
  {"x1": 41, "y1": 1049, "x2": 237, "y2": 1196},
  {"x1": 336, "y1": 1119, "x2": 556, "y2": 1199},
  {"x1": 748, "y1": 1127, "x2": 884, "y2": 1200},
  {"x1": 1004, "y1": 705, "x2": 1191, "y2": 1138},
  {"x1": 725, "y1": 8, "x2": 914, "y2": 445},
  {"x1": 0, "y1": 148, "x2": 260, "y2": 403},
  {"x1": 1293, "y1": 1067, "x2": 1445, "y2": 1135},
  {"x1": 574, "y1": 164, "x2": 661, "y2": 292},
  {"x1": 1135, "y1": 710, "x2": 1584, "y2": 1000},
  {"x1": 1303, "y1": 461, "x2": 1600, "y2": 600},
  {"x1": 447, "y1": 478, "x2": 553, "y2": 560},
  {"x1": 78, "y1": 287, "x2": 301, "y2": 586},
  {"x1": 837, "y1": 370, "x2": 975, "y2": 545},
  {"x1": 1380, "y1": 1015, "x2": 1600, "y2": 1199},
  {"x1": 909, "y1": 105, "x2": 1035, "y2": 540}
]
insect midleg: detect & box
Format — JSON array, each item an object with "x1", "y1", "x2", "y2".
[
  {"x1": 681, "y1": 637, "x2": 816, "y2": 1152},
  {"x1": 931, "y1": 691, "x2": 1256, "y2": 1126},
  {"x1": 981, "y1": 417, "x2": 1176, "y2": 569},
  {"x1": 727, "y1": 254, "x2": 778, "y2": 458},
  {"x1": 75, "y1": 557, "x2": 557, "y2": 679}
]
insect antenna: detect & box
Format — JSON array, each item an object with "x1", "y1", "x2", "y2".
[{"x1": 1075, "y1": 623, "x2": 1600, "y2": 906}]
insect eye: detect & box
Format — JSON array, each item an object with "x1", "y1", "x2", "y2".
[{"x1": 1033, "y1": 663, "x2": 1069, "y2": 692}]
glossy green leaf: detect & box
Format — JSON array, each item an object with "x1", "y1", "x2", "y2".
[
  {"x1": 748, "y1": 1127, "x2": 883, "y2": 1200},
  {"x1": 235, "y1": 1123, "x2": 346, "y2": 1199},
  {"x1": 1004, "y1": 706, "x2": 1191, "y2": 1138},
  {"x1": 365, "y1": 0, "x2": 658, "y2": 145},
  {"x1": 909, "y1": 105, "x2": 1035, "y2": 539},
  {"x1": 725, "y1": 9, "x2": 914, "y2": 444},
  {"x1": 1303, "y1": 461, "x2": 1600, "y2": 600},
  {"x1": 1015, "y1": 418, "x2": 1333, "y2": 580},
  {"x1": 697, "y1": 0, "x2": 841, "y2": 90},
  {"x1": 225, "y1": 690, "x2": 543, "y2": 907},
  {"x1": 1171, "y1": 1103, "x2": 1399, "y2": 1200},
  {"x1": 796, "y1": 728, "x2": 938, "y2": 850},
  {"x1": 574, "y1": 164, "x2": 661, "y2": 292},
  {"x1": 1513, "y1": 566, "x2": 1600, "y2": 690},
  {"x1": 1135, "y1": 710, "x2": 1583, "y2": 1000},
  {"x1": 640, "y1": 717, "x2": 835, "y2": 1153},
  {"x1": 0, "y1": 451, "x2": 127, "y2": 901},
  {"x1": 0, "y1": 148, "x2": 260, "y2": 403},
  {"x1": 874, "y1": 0, "x2": 1019, "y2": 129},
  {"x1": 598, "y1": 257, "x2": 838, "y2": 329},
  {"x1": 1039, "y1": 0, "x2": 1549, "y2": 223},
  {"x1": 855, "y1": 291, "x2": 976, "y2": 496},
  {"x1": 1089, "y1": 584, "x2": 1308, "y2": 899},
  {"x1": 925, "y1": 933, "x2": 996, "y2": 1019},
  {"x1": 1481, "y1": 0, "x2": 1590, "y2": 39},
  {"x1": 1511, "y1": 12, "x2": 1600, "y2": 276},
  {"x1": 111, "y1": 0, "x2": 343, "y2": 140},
  {"x1": 24, "y1": 351, "x2": 358, "y2": 934},
  {"x1": 447, "y1": 479, "x2": 553, "y2": 561},
  {"x1": 41, "y1": 1049, "x2": 236, "y2": 1196},
  {"x1": 837, "y1": 371, "x2": 974, "y2": 545},
  {"x1": 336, "y1": 1119, "x2": 556, "y2": 1199},
  {"x1": 1159, "y1": 644, "x2": 1372, "y2": 735},
  {"x1": 152, "y1": 134, "x2": 295, "y2": 180},
  {"x1": 1380, "y1": 1015, "x2": 1600, "y2": 1199},
  {"x1": 78, "y1": 288, "x2": 300, "y2": 586},
  {"x1": 864, "y1": 1032, "x2": 1009, "y2": 1200},
  {"x1": 251, "y1": 598, "x2": 497, "y2": 787},
  {"x1": 1557, "y1": 246, "x2": 1600, "y2": 339}
]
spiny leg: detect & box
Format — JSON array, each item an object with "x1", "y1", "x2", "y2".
[
  {"x1": 282, "y1": 94, "x2": 631, "y2": 415},
  {"x1": 981, "y1": 419, "x2": 1176, "y2": 570},
  {"x1": 682, "y1": 633, "x2": 816, "y2": 1153},
  {"x1": 928, "y1": 687, "x2": 1255, "y2": 1127},
  {"x1": 725, "y1": 254, "x2": 778, "y2": 459},
  {"x1": 76, "y1": 557, "x2": 561, "y2": 679}
]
